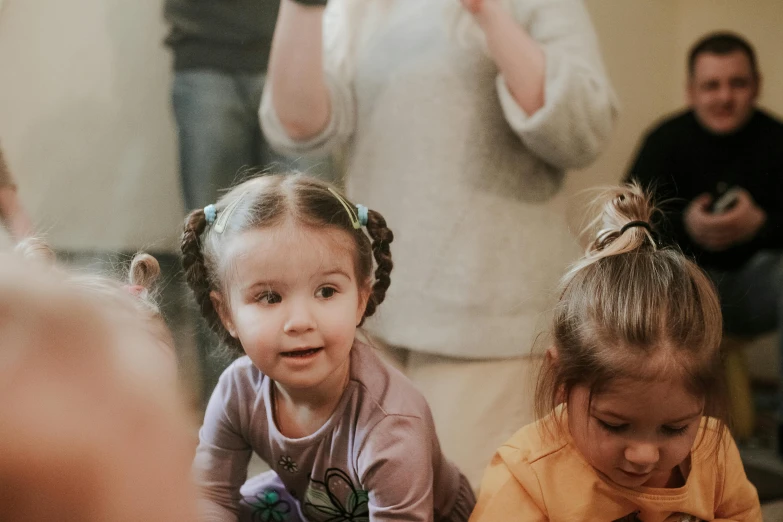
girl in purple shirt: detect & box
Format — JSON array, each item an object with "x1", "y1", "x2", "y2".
[{"x1": 182, "y1": 173, "x2": 475, "y2": 522}]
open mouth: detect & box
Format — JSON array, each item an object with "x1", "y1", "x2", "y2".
[{"x1": 281, "y1": 347, "x2": 323, "y2": 358}]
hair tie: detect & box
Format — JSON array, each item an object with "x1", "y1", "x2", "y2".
[
  {"x1": 620, "y1": 221, "x2": 652, "y2": 234},
  {"x1": 328, "y1": 187, "x2": 364, "y2": 229},
  {"x1": 204, "y1": 204, "x2": 217, "y2": 225},
  {"x1": 123, "y1": 284, "x2": 145, "y2": 297},
  {"x1": 357, "y1": 204, "x2": 369, "y2": 227},
  {"x1": 212, "y1": 191, "x2": 248, "y2": 234}
]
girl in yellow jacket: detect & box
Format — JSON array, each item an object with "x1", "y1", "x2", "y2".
[{"x1": 470, "y1": 184, "x2": 761, "y2": 522}]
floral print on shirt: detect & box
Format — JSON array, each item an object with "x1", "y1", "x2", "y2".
[{"x1": 302, "y1": 468, "x2": 369, "y2": 522}]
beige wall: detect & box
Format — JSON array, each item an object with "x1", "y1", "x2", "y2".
[
  {"x1": 576, "y1": 0, "x2": 679, "y2": 192},
  {"x1": 0, "y1": 0, "x2": 181, "y2": 251}
]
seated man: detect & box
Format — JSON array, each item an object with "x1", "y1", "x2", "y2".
[{"x1": 627, "y1": 32, "x2": 783, "y2": 456}]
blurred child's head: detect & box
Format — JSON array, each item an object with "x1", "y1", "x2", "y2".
[
  {"x1": 536, "y1": 183, "x2": 727, "y2": 489},
  {"x1": 0, "y1": 257, "x2": 196, "y2": 521},
  {"x1": 14, "y1": 238, "x2": 176, "y2": 375},
  {"x1": 181, "y1": 173, "x2": 393, "y2": 391}
]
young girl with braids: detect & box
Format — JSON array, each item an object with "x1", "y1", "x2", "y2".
[
  {"x1": 181, "y1": 173, "x2": 475, "y2": 522},
  {"x1": 470, "y1": 184, "x2": 761, "y2": 522}
]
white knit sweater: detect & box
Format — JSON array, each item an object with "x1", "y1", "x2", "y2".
[{"x1": 260, "y1": 0, "x2": 617, "y2": 358}]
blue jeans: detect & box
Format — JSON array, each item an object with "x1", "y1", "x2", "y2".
[
  {"x1": 172, "y1": 69, "x2": 335, "y2": 209},
  {"x1": 172, "y1": 69, "x2": 335, "y2": 403},
  {"x1": 709, "y1": 251, "x2": 783, "y2": 425}
]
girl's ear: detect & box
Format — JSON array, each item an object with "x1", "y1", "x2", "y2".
[
  {"x1": 355, "y1": 280, "x2": 372, "y2": 325},
  {"x1": 210, "y1": 291, "x2": 237, "y2": 338},
  {"x1": 546, "y1": 345, "x2": 559, "y2": 364},
  {"x1": 547, "y1": 345, "x2": 566, "y2": 404}
]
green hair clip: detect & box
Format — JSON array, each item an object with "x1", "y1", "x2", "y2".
[{"x1": 328, "y1": 187, "x2": 365, "y2": 230}]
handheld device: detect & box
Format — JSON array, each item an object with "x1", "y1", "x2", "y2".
[{"x1": 710, "y1": 186, "x2": 740, "y2": 214}]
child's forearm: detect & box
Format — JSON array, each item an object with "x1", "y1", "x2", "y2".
[
  {"x1": 472, "y1": 1, "x2": 546, "y2": 115},
  {"x1": 268, "y1": 0, "x2": 332, "y2": 140}
]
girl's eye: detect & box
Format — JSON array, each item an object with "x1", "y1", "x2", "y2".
[
  {"x1": 316, "y1": 287, "x2": 337, "y2": 299},
  {"x1": 661, "y1": 425, "x2": 689, "y2": 436},
  {"x1": 597, "y1": 419, "x2": 628, "y2": 434},
  {"x1": 257, "y1": 292, "x2": 281, "y2": 304},
  {"x1": 730, "y1": 78, "x2": 749, "y2": 89}
]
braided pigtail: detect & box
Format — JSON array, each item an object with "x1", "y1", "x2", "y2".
[
  {"x1": 181, "y1": 209, "x2": 240, "y2": 353},
  {"x1": 361, "y1": 208, "x2": 393, "y2": 323}
]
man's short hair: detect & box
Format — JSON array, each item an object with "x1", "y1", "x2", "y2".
[{"x1": 688, "y1": 32, "x2": 758, "y2": 78}]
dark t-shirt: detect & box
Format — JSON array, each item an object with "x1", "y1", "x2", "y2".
[
  {"x1": 164, "y1": 0, "x2": 280, "y2": 72},
  {"x1": 626, "y1": 109, "x2": 783, "y2": 271}
]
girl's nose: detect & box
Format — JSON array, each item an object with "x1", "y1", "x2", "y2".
[
  {"x1": 283, "y1": 301, "x2": 316, "y2": 334},
  {"x1": 624, "y1": 442, "x2": 659, "y2": 470}
]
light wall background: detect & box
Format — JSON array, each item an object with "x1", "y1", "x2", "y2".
[
  {"x1": 0, "y1": 0, "x2": 181, "y2": 251},
  {"x1": 0, "y1": 0, "x2": 781, "y2": 251}
]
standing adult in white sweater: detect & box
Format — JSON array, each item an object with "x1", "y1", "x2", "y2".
[{"x1": 260, "y1": 0, "x2": 617, "y2": 488}]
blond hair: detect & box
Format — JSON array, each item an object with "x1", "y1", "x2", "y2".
[{"x1": 536, "y1": 183, "x2": 728, "y2": 447}]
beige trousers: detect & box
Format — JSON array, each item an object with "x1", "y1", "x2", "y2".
[{"x1": 379, "y1": 344, "x2": 540, "y2": 491}]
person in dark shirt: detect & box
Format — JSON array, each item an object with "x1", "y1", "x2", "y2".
[
  {"x1": 165, "y1": 0, "x2": 281, "y2": 211},
  {"x1": 627, "y1": 32, "x2": 783, "y2": 457}
]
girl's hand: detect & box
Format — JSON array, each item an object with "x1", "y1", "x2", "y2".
[
  {"x1": 458, "y1": 0, "x2": 546, "y2": 115},
  {"x1": 460, "y1": 0, "x2": 512, "y2": 35}
]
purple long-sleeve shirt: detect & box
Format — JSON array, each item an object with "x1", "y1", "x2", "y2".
[{"x1": 194, "y1": 340, "x2": 475, "y2": 522}]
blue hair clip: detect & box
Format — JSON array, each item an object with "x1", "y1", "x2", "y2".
[
  {"x1": 357, "y1": 204, "x2": 369, "y2": 227},
  {"x1": 204, "y1": 204, "x2": 217, "y2": 225}
]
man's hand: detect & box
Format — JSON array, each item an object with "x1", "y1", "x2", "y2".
[{"x1": 684, "y1": 189, "x2": 766, "y2": 252}]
